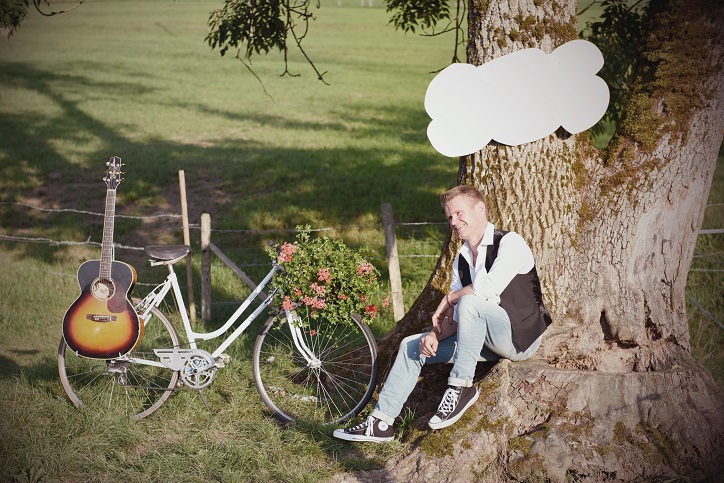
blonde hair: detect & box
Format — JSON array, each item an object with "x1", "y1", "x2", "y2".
[{"x1": 440, "y1": 185, "x2": 486, "y2": 207}]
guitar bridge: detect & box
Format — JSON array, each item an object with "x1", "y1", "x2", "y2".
[{"x1": 86, "y1": 314, "x2": 117, "y2": 322}]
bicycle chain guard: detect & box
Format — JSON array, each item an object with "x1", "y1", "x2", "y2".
[{"x1": 154, "y1": 348, "x2": 219, "y2": 390}]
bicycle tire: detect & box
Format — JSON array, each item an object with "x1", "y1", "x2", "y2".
[
  {"x1": 58, "y1": 298, "x2": 180, "y2": 419},
  {"x1": 252, "y1": 311, "x2": 378, "y2": 425}
]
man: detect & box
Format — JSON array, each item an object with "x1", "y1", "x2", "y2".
[{"x1": 334, "y1": 185, "x2": 551, "y2": 442}]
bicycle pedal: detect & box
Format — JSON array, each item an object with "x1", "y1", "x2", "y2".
[{"x1": 215, "y1": 354, "x2": 231, "y2": 368}]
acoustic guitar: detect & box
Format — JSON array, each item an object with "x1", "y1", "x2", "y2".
[{"x1": 62, "y1": 156, "x2": 142, "y2": 359}]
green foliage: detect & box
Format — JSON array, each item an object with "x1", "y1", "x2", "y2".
[
  {"x1": 1, "y1": 0, "x2": 32, "y2": 35},
  {"x1": 206, "y1": 0, "x2": 328, "y2": 83},
  {"x1": 204, "y1": 0, "x2": 467, "y2": 83},
  {"x1": 13, "y1": 466, "x2": 56, "y2": 483},
  {"x1": 1, "y1": 0, "x2": 83, "y2": 37},
  {"x1": 268, "y1": 227, "x2": 388, "y2": 326},
  {"x1": 386, "y1": 0, "x2": 451, "y2": 33},
  {"x1": 386, "y1": 0, "x2": 466, "y2": 63},
  {"x1": 579, "y1": 0, "x2": 650, "y2": 143},
  {"x1": 206, "y1": 0, "x2": 289, "y2": 58}
]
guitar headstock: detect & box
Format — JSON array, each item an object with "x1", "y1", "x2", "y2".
[{"x1": 104, "y1": 156, "x2": 124, "y2": 190}]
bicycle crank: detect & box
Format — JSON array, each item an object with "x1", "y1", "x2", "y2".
[{"x1": 154, "y1": 348, "x2": 228, "y2": 390}]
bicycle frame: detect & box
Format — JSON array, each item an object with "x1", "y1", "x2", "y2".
[
  {"x1": 132, "y1": 257, "x2": 319, "y2": 367},
  {"x1": 57, "y1": 248, "x2": 379, "y2": 424}
]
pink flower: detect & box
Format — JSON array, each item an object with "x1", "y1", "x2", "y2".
[
  {"x1": 309, "y1": 330, "x2": 317, "y2": 336},
  {"x1": 365, "y1": 304, "x2": 379, "y2": 318},
  {"x1": 277, "y1": 243, "x2": 297, "y2": 264},
  {"x1": 281, "y1": 296, "x2": 294, "y2": 311},
  {"x1": 303, "y1": 296, "x2": 327, "y2": 310},
  {"x1": 295, "y1": 288, "x2": 302, "y2": 297},
  {"x1": 382, "y1": 297, "x2": 390, "y2": 308},
  {"x1": 357, "y1": 262, "x2": 374, "y2": 276},
  {"x1": 311, "y1": 282, "x2": 325, "y2": 295},
  {"x1": 318, "y1": 268, "x2": 331, "y2": 283},
  {"x1": 337, "y1": 294, "x2": 349, "y2": 300}
]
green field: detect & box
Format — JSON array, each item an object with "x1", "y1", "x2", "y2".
[{"x1": 0, "y1": 1, "x2": 721, "y2": 481}]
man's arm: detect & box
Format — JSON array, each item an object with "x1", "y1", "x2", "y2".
[{"x1": 432, "y1": 312, "x2": 457, "y2": 340}]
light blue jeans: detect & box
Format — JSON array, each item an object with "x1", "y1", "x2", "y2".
[{"x1": 371, "y1": 294, "x2": 541, "y2": 425}]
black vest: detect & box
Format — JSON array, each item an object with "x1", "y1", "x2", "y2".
[{"x1": 457, "y1": 229, "x2": 552, "y2": 352}]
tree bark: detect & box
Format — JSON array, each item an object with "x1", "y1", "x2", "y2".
[{"x1": 366, "y1": 0, "x2": 724, "y2": 480}]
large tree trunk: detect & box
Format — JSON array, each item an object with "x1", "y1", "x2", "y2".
[{"x1": 360, "y1": 0, "x2": 724, "y2": 481}]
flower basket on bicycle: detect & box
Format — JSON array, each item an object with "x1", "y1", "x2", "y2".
[
  {"x1": 266, "y1": 226, "x2": 389, "y2": 327},
  {"x1": 251, "y1": 227, "x2": 386, "y2": 423}
]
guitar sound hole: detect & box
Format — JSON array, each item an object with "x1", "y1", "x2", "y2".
[{"x1": 92, "y1": 279, "x2": 116, "y2": 301}]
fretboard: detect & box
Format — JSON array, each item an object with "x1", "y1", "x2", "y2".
[{"x1": 99, "y1": 188, "x2": 116, "y2": 279}]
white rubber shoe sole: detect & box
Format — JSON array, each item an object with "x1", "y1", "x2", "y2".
[{"x1": 428, "y1": 387, "x2": 480, "y2": 430}]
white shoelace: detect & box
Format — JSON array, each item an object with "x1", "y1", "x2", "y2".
[
  {"x1": 437, "y1": 387, "x2": 461, "y2": 417},
  {"x1": 364, "y1": 415, "x2": 375, "y2": 436},
  {"x1": 347, "y1": 415, "x2": 377, "y2": 436}
]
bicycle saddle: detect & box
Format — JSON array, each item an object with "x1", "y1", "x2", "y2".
[{"x1": 145, "y1": 245, "x2": 191, "y2": 262}]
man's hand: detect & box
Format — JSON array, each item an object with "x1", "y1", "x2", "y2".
[{"x1": 419, "y1": 332, "x2": 439, "y2": 358}]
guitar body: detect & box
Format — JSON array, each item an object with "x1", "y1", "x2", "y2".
[{"x1": 62, "y1": 259, "x2": 142, "y2": 359}]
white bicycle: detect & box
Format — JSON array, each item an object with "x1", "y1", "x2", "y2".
[{"x1": 58, "y1": 244, "x2": 379, "y2": 424}]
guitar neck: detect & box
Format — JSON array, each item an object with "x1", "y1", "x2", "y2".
[{"x1": 100, "y1": 188, "x2": 116, "y2": 279}]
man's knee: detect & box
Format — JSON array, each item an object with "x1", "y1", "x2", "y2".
[
  {"x1": 456, "y1": 294, "x2": 483, "y2": 321},
  {"x1": 457, "y1": 294, "x2": 499, "y2": 319},
  {"x1": 457, "y1": 293, "x2": 475, "y2": 313},
  {"x1": 399, "y1": 333, "x2": 423, "y2": 360}
]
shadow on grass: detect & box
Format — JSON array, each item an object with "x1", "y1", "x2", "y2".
[
  {"x1": 0, "y1": 59, "x2": 454, "y2": 480},
  {"x1": 0, "y1": 61, "x2": 452, "y2": 260},
  {"x1": 0, "y1": 60, "x2": 453, "y2": 332},
  {"x1": 0, "y1": 351, "x2": 61, "y2": 385},
  {"x1": 0, "y1": 354, "x2": 22, "y2": 378},
  {"x1": 281, "y1": 417, "x2": 399, "y2": 480}
]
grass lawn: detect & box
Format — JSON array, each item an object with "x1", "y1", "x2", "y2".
[
  {"x1": 0, "y1": 1, "x2": 721, "y2": 481},
  {"x1": 0, "y1": 2, "x2": 452, "y2": 480}
]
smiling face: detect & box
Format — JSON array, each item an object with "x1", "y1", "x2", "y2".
[{"x1": 444, "y1": 194, "x2": 488, "y2": 245}]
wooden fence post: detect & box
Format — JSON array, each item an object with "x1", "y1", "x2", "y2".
[
  {"x1": 381, "y1": 203, "x2": 405, "y2": 321},
  {"x1": 178, "y1": 170, "x2": 197, "y2": 324},
  {"x1": 201, "y1": 213, "x2": 212, "y2": 321}
]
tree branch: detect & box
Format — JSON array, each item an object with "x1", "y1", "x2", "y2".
[{"x1": 34, "y1": 0, "x2": 85, "y2": 18}]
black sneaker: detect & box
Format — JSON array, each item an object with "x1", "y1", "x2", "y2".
[
  {"x1": 428, "y1": 385, "x2": 479, "y2": 430},
  {"x1": 333, "y1": 416, "x2": 394, "y2": 442}
]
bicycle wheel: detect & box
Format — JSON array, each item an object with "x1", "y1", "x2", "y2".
[
  {"x1": 58, "y1": 298, "x2": 180, "y2": 419},
  {"x1": 252, "y1": 311, "x2": 378, "y2": 425}
]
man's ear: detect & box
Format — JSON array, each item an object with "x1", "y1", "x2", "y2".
[{"x1": 477, "y1": 201, "x2": 490, "y2": 222}]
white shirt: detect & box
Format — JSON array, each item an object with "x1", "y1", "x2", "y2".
[{"x1": 449, "y1": 223, "x2": 535, "y2": 318}]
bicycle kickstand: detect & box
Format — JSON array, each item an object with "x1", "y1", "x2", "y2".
[{"x1": 196, "y1": 389, "x2": 212, "y2": 412}]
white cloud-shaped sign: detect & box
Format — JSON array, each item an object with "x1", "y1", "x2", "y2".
[{"x1": 425, "y1": 39, "x2": 610, "y2": 157}]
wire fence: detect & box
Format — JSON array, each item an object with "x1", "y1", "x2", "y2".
[
  {"x1": 0, "y1": 201, "x2": 446, "y2": 257},
  {"x1": 1, "y1": 200, "x2": 721, "y2": 327}
]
